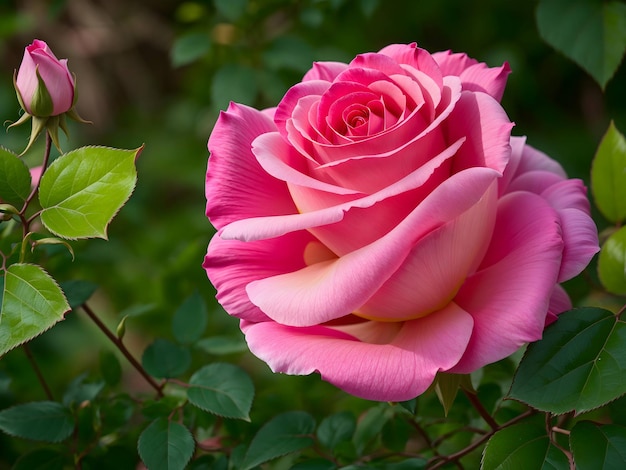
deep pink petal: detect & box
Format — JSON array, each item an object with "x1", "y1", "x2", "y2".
[
  {"x1": 348, "y1": 52, "x2": 412, "y2": 79},
  {"x1": 514, "y1": 143, "x2": 567, "y2": 178},
  {"x1": 432, "y1": 50, "x2": 478, "y2": 76},
  {"x1": 204, "y1": 229, "x2": 318, "y2": 322},
  {"x1": 556, "y1": 208, "x2": 600, "y2": 282},
  {"x1": 206, "y1": 103, "x2": 297, "y2": 230},
  {"x1": 378, "y1": 43, "x2": 444, "y2": 90},
  {"x1": 458, "y1": 62, "x2": 511, "y2": 102},
  {"x1": 252, "y1": 132, "x2": 360, "y2": 195},
  {"x1": 284, "y1": 76, "x2": 461, "y2": 172},
  {"x1": 541, "y1": 179, "x2": 591, "y2": 213},
  {"x1": 303, "y1": 61, "x2": 348, "y2": 82},
  {"x1": 449, "y1": 192, "x2": 564, "y2": 373},
  {"x1": 432, "y1": 50, "x2": 511, "y2": 102},
  {"x1": 498, "y1": 136, "x2": 526, "y2": 195},
  {"x1": 246, "y1": 168, "x2": 500, "y2": 326},
  {"x1": 275, "y1": 80, "x2": 331, "y2": 138},
  {"x1": 545, "y1": 285, "x2": 572, "y2": 326},
  {"x1": 221, "y1": 136, "x2": 466, "y2": 242},
  {"x1": 241, "y1": 302, "x2": 474, "y2": 401},
  {"x1": 446, "y1": 91, "x2": 513, "y2": 175},
  {"x1": 505, "y1": 171, "x2": 564, "y2": 195}
]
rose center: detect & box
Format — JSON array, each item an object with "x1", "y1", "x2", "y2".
[{"x1": 344, "y1": 104, "x2": 369, "y2": 129}]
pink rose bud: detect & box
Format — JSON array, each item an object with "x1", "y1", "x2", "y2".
[{"x1": 15, "y1": 39, "x2": 75, "y2": 117}]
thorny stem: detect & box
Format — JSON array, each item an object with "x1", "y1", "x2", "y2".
[
  {"x1": 463, "y1": 389, "x2": 498, "y2": 430},
  {"x1": 22, "y1": 343, "x2": 54, "y2": 400},
  {"x1": 80, "y1": 302, "x2": 164, "y2": 398},
  {"x1": 427, "y1": 409, "x2": 536, "y2": 469}
]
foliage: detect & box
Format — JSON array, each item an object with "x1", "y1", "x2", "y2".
[{"x1": 0, "y1": 0, "x2": 625, "y2": 469}]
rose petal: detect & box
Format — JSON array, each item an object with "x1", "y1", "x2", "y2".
[
  {"x1": 498, "y1": 136, "x2": 526, "y2": 195},
  {"x1": 432, "y1": 50, "x2": 511, "y2": 102},
  {"x1": 514, "y1": 142, "x2": 567, "y2": 178},
  {"x1": 446, "y1": 91, "x2": 513, "y2": 175},
  {"x1": 275, "y1": 80, "x2": 331, "y2": 139},
  {"x1": 545, "y1": 284, "x2": 572, "y2": 326},
  {"x1": 357, "y1": 180, "x2": 497, "y2": 320},
  {"x1": 303, "y1": 61, "x2": 348, "y2": 82},
  {"x1": 555, "y1": 207, "x2": 600, "y2": 282},
  {"x1": 241, "y1": 302, "x2": 474, "y2": 401},
  {"x1": 541, "y1": 178, "x2": 591, "y2": 213},
  {"x1": 449, "y1": 191, "x2": 564, "y2": 373},
  {"x1": 204, "y1": 229, "x2": 317, "y2": 322},
  {"x1": 505, "y1": 170, "x2": 564, "y2": 195},
  {"x1": 206, "y1": 103, "x2": 297, "y2": 230},
  {"x1": 431, "y1": 50, "x2": 479, "y2": 76},
  {"x1": 246, "y1": 168, "x2": 500, "y2": 326},
  {"x1": 223, "y1": 135, "x2": 466, "y2": 242},
  {"x1": 378, "y1": 43, "x2": 444, "y2": 90}
]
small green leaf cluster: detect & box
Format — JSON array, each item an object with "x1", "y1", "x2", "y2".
[
  {"x1": 592, "y1": 122, "x2": 626, "y2": 295},
  {"x1": 0, "y1": 143, "x2": 141, "y2": 356},
  {"x1": 478, "y1": 308, "x2": 626, "y2": 468}
]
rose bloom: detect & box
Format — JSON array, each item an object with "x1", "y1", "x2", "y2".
[
  {"x1": 203, "y1": 43, "x2": 599, "y2": 401},
  {"x1": 15, "y1": 39, "x2": 75, "y2": 117}
]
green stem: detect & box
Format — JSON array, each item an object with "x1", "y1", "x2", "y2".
[
  {"x1": 21, "y1": 132, "x2": 52, "y2": 236},
  {"x1": 427, "y1": 409, "x2": 536, "y2": 469},
  {"x1": 80, "y1": 302, "x2": 164, "y2": 398}
]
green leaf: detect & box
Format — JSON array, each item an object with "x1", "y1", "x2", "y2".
[
  {"x1": 0, "y1": 401, "x2": 74, "y2": 442},
  {"x1": 38, "y1": 145, "x2": 141, "y2": 239},
  {"x1": 598, "y1": 226, "x2": 626, "y2": 294},
  {"x1": 482, "y1": 414, "x2": 569, "y2": 469},
  {"x1": 591, "y1": 121, "x2": 626, "y2": 224},
  {"x1": 433, "y1": 372, "x2": 463, "y2": 416},
  {"x1": 536, "y1": 0, "x2": 626, "y2": 89},
  {"x1": 398, "y1": 398, "x2": 417, "y2": 414},
  {"x1": 12, "y1": 448, "x2": 68, "y2": 470},
  {"x1": 290, "y1": 459, "x2": 336, "y2": 470},
  {"x1": 62, "y1": 374, "x2": 105, "y2": 407},
  {"x1": 195, "y1": 335, "x2": 247, "y2": 355},
  {"x1": 381, "y1": 459, "x2": 428, "y2": 470},
  {"x1": 138, "y1": 417, "x2": 195, "y2": 470},
  {"x1": 59, "y1": 280, "x2": 98, "y2": 309},
  {"x1": 0, "y1": 146, "x2": 31, "y2": 207},
  {"x1": 0, "y1": 263, "x2": 70, "y2": 356},
  {"x1": 509, "y1": 308, "x2": 626, "y2": 414},
  {"x1": 381, "y1": 415, "x2": 412, "y2": 453},
  {"x1": 571, "y1": 421, "x2": 626, "y2": 469},
  {"x1": 214, "y1": 0, "x2": 247, "y2": 22},
  {"x1": 211, "y1": 64, "x2": 258, "y2": 111},
  {"x1": 187, "y1": 363, "x2": 254, "y2": 420},
  {"x1": 317, "y1": 411, "x2": 356, "y2": 451},
  {"x1": 142, "y1": 338, "x2": 191, "y2": 378},
  {"x1": 172, "y1": 291, "x2": 207, "y2": 344},
  {"x1": 141, "y1": 396, "x2": 184, "y2": 420},
  {"x1": 240, "y1": 411, "x2": 315, "y2": 470},
  {"x1": 171, "y1": 33, "x2": 211, "y2": 67},
  {"x1": 352, "y1": 403, "x2": 391, "y2": 455}
]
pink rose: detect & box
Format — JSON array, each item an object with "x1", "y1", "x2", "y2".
[
  {"x1": 15, "y1": 39, "x2": 75, "y2": 117},
  {"x1": 203, "y1": 43, "x2": 599, "y2": 401}
]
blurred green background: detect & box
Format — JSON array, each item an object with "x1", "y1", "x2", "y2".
[{"x1": 0, "y1": 0, "x2": 623, "y2": 465}]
